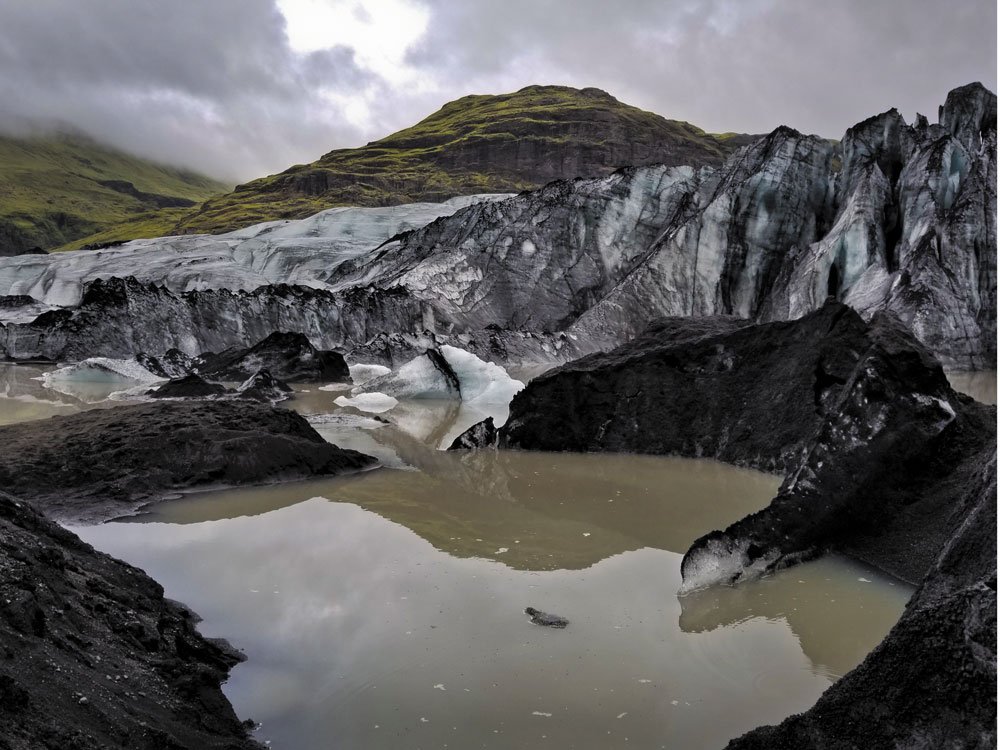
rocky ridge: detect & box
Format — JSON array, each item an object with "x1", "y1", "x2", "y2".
[{"x1": 0, "y1": 401, "x2": 376, "y2": 523}]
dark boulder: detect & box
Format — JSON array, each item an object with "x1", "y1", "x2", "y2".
[
  {"x1": 234, "y1": 369, "x2": 293, "y2": 403},
  {"x1": 456, "y1": 303, "x2": 861, "y2": 474},
  {"x1": 148, "y1": 374, "x2": 228, "y2": 399},
  {"x1": 147, "y1": 370, "x2": 293, "y2": 404},
  {"x1": 525, "y1": 607, "x2": 569, "y2": 628},
  {"x1": 195, "y1": 331, "x2": 351, "y2": 383},
  {"x1": 137, "y1": 348, "x2": 196, "y2": 378},
  {"x1": 0, "y1": 400, "x2": 376, "y2": 522},
  {"x1": 679, "y1": 311, "x2": 995, "y2": 589}
]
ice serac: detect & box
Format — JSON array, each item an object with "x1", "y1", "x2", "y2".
[
  {"x1": 0, "y1": 84, "x2": 993, "y2": 369},
  {"x1": 0, "y1": 195, "x2": 507, "y2": 307},
  {"x1": 359, "y1": 345, "x2": 524, "y2": 403}
]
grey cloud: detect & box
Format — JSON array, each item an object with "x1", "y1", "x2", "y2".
[
  {"x1": 0, "y1": 0, "x2": 372, "y2": 180},
  {"x1": 409, "y1": 0, "x2": 997, "y2": 137},
  {"x1": 0, "y1": 0, "x2": 994, "y2": 183}
]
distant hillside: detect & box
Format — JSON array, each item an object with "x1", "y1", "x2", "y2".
[
  {"x1": 172, "y1": 85, "x2": 751, "y2": 235},
  {"x1": 0, "y1": 131, "x2": 230, "y2": 255}
]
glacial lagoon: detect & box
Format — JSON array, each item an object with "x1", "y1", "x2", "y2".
[{"x1": 0, "y1": 363, "x2": 950, "y2": 748}]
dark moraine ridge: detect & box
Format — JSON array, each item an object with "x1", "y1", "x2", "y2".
[
  {"x1": 725, "y1": 454, "x2": 996, "y2": 749},
  {"x1": 452, "y1": 300, "x2": 996, "y2": 746},
  {"x1": 464, "y1": 303, "x2": 863, "y2": 473},
  {"x1": 0, "y1": 400, "x2": 375, "y2": 522},
  {"x1": 0, "y1": 491, "x2": 263, "y2": 750}
]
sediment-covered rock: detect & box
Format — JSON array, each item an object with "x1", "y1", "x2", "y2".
[
  {"x1": 455, "y1": 305, "x2": 840, "y2": 473},
  {"x1": 194, "y1": 331, "x2": 350, "y2": 383},
  {"x1": 0, "y1": 84, "x2": 992, "y2": 369},
  {"x1": 148, "y1": 374, "x2": 228, "y2": 399},
  {"x1": 724, "y1": 453, "x2": 996, "y2": 750},
  {"x1": 232, "y1": 369, "x2": 293, "y2": 403},
  {"x1": 0, "y1": 401, "x2": 376, "y2": 522},
  {"x1": 0, "y1": 491, "x2": 264, "y2": 749},
  {"x1": 678, "y1": 314, "x2": 995, "y2": 589}
]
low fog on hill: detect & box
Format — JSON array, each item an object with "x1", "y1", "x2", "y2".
[{"x1": 0, "y1": 0, "x2": 994, "y2": 180}]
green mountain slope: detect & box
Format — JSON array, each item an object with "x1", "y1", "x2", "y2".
[
  {"x1": 173, "y1": 85, "x2": 750, "y2": 235},
  {"x1": 0, "y1": 131, "x2": 230, "y2": 255}
]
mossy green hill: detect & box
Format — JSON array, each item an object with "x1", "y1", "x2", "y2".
[
  {"x1": 0, "y1": 131, "x2": 230, "y2": 255},
  {"x1": 172, "y1": 85, "x2": 751, "y2": 235}
]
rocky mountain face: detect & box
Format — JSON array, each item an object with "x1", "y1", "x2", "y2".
[
  {"x1": 0, "y1": 83, "x2": 993, "y2": 369},
  {"x1": 173, "y1": 85, "x2": 747, "y2": 234}
]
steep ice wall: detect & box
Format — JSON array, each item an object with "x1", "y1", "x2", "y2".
[
  {"x1": 0, "y1": 195, "x2": 507, "y2": 308},
  {"x1": 0, "y1": 85, "x2": 993, "y2": 369},
  {"x1": 328, "y1": 165, "x2": 703, "y2": 332}
]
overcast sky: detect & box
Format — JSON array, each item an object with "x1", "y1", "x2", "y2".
[{"x1": 0, "y1": 0, "x2": 994, "y2": 182}]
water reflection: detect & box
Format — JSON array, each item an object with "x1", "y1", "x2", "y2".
[
  {"x1": 0, "y1": 360, "x2": 915, "y2": 749},
  {"x1": 76, "y1": 497, "x2": 909, "y2": 750},
  {"x1": 133, "y1": 450, "x2": 781, "y2": 570},
  {"x1": 947, "y1": 370, "x2": 997, "y2": 405}
]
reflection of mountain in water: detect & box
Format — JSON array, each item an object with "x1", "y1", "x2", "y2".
[
  {"x1": 678, "y1": 557, "x2": 913, "y2": 677},
  {"x1": 136, "y1": 409, "x2": 781, "y2": 572}
]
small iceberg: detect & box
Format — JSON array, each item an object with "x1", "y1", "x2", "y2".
[
  {"x1": 360, "y1": 346, "x2": 523, "y2": 404},
  {"x1": 41, "y1": 357, "x2": 166, "y2": 403},
  {"x1": 334, "y1": 392, "x2": 399, "y2": 413}
]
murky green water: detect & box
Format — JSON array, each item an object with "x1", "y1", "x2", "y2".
[{"x1": 1, "y1": 362, "x2": 918, "y2": 749}]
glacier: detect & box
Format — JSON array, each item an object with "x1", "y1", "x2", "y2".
[
  {"x1": 0, "y1": 84, "x2": 993, "y2": 370},
  {"x1": 0, "y1": 195, "x2": 508, "y2": 308}
]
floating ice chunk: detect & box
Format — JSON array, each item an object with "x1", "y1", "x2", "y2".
[
  {"x1": 439, "y1": 345, "x2": 524, "y2": 404},
  {"x1": 41, "y1": 357, "x2": 166, "y2": 403},
  {"x1": 362, "y1": 352, "x2": 455, "y2": 400},
  {"x1": 306, "y1": 413, "x2": 386, "y2": 430},
  {"x1": 318, "y1": 383, "x2": 351, "y2": 392},
  {"x1": 532, "y1": 711, "x2": 552, "y2": 717},
  {"x1": 348, "y1": 363, "x2": 392, "y2": 386},
  {"x1": 433, "y1": 684, "x2": 446, "y2": 691},
  {"x1": 358, "y1": 346, "x2": 524, "y2": 405},
  {"x1": 43, "y1": 357, "x2": 164, "y2": 385},
  {"x1": 334, "y1": 392, "x2": 399, "y2": 413}
]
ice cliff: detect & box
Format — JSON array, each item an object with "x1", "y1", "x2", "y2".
[{"x1": 0, "y1": 84, "x2": 993, "y2": 369}]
